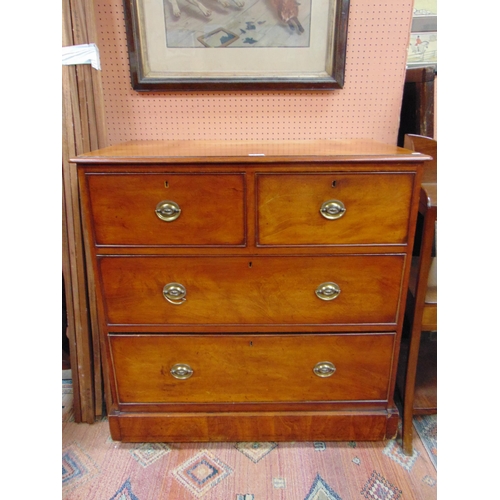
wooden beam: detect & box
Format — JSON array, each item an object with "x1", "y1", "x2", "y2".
[{"x1": 62, "y1": 0, "x2": 109, "y2": 422}]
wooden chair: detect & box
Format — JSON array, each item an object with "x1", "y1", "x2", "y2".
[
  {"x1": 397, "y1": 66, "x2": 437, "y2": 147},
  {"x1": 398, "y1": 134, "x2": 437, "y2": 455}
]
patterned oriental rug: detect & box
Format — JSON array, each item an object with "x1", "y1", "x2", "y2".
[{"x1": 63, "y1": 380, "x2": 437, "y2": 499}]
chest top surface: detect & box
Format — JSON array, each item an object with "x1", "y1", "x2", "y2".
[{"x1": 72, "y1": 139, "x2": 430, "y2": 165}]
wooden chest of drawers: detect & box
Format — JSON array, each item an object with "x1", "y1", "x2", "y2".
[{"x1": 74, "y1": 140, "x2": 427, "y2": 443}]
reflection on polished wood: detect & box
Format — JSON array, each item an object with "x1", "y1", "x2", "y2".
[
  {"x1": 74, "y1": 139, "x2": 429, "y2": 163},
  {"x1": 110, "y1": 334, "x2": 394, "y2": 404},
  {"x1": 75, "y1": 139, "x2": 429, "y2": 443},
  {"x1": 99, "y1": 255, "x2": 404, "y2": 329}
]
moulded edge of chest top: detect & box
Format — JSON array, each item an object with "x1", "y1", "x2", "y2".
[
  {"x1": 74, "y1": 161, "x2": 425, "y2": 175},
  {"x1": 70, "y1": 139, "x2": 431, "y2": 166}
]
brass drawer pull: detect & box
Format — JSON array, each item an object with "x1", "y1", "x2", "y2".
[
  {"x1": 155, "y1": 200, "x2": 181, "y2": 221},
  {"x1": 163, "y1": 282, "x2": 186, "y2": 305},
  {"x1": 320, "y1": 199, "x2": 346, "y2": 220},
  {"x1": 313, "y1": 361, "x2": 336, "y2": 378},
  {"x1": 170, "y1": 363, "x2": 193, "y2": 380},
  {"x1": 315, "y1": 282, "x2": 341, "y2": 301}
]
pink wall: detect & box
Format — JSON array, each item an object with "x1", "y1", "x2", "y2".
[{"x1": 95, "y1": 0, "x2": 414, "y2": 145}]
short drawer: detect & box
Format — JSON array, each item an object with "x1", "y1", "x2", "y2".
[
  {"x1": 257, "y1": 173, "x2": 415, "y2": 245},
  {"x1": 109, "y1": 333, "x2": 394, "y2": 404},
  {"x1": 99, "y1": 255, "x2": 404, "y2": 327},
  {"x1": 85, "y1": 173, "x2": 245, "y2": 246}
]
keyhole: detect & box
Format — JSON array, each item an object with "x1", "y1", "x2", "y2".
[
  {"x1": 165, "y1": 181, "x2": 169, "y2": 188},
  {"x1": 249, "y1": 262, "x2": 252, "y2": 268},
  {"x1": 332, "y1": 180, "x2": 337, "y2": 188}
]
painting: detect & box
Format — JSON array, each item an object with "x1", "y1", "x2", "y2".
[
  {"x1": 407, "y1": 32, "x2": 437, "y2": 67},
  {"x1": 123, "y1": 0, "x2": 350, "y2": 90},
  {"x1": 407, "y1": 0, "x2": 436, "y2": 67},
  {"x1": 411, "y1": 0, "x2": 437, "y2": 33}
]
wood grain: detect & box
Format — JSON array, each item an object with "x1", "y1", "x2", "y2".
[
  {"x1": 109, "y1": 410, "x2": 393, "y2": 442},
  {"x1": 72, "y1": 138, "x2": 431, "y2": 164},
  {"x1": 75, "y1": 139, "x2": 426, "y2": 442},
  {"x1": 99, "y1": 254, "x2": 404, "y2": 328},
  {"x1": 86, "y1": 173, "x2": 246, "y2": 246},
  {"x1": 63, "y1": 0, "x2": 108, "y2": 421},
  {"x1": 399, "y1": 134, "x2": 437, "y2": 455},
  {"x1": 257, "y1": 172, "x2": 414, "y2": 245},
  {"x1": 109, "y1": 333, "x2": 394, "y2": 404}
]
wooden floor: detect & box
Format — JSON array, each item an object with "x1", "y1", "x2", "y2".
[{"x1": 163, "y1": 0, "x2": 312, "y2": 48}]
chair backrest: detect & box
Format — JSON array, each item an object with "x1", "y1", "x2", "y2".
[
  {"x1": 397, "y1": 66, "x2": 436, "y2": 146},
  {"x1": 405, "y1": 133, "x2": 437, "y2": 317},
  {"x1": 404, "y1": 134, "x2": 437, "y2": 184}
]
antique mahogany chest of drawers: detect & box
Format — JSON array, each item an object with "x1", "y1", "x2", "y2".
[{"x1": 74, "y1": 140, "x2": 427, "y2": 443}]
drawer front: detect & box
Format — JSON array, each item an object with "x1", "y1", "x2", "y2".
[
  {"x1": 109, "y1": 333, "x2": 394, "y2": 404},
  {"x1": 257, "y1": 173, "x2": 414, "y2": 245},
  {"x1": 99, "y1": 255, "x2": 404, "y2": 326},
  {"x1": 86, "y1": 173, "x2": 245, "y2": 246}
]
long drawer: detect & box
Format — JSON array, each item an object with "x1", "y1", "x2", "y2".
[
  {"x1": 85, "y1": 173, "x2": 246, "y2": 246},
  {"x1": 99, "y1": 255, "x2": 404, "y2": 327},
  {"x1": 257, "y1": 173, "x2": 415, "y2": 245},
  {"x1": 109, "y1": 333, "x2": 395, "y2": 404}
]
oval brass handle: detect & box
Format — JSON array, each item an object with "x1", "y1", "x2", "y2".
[
  {"x1": 313, "y1": 361, "x2": 336, "y2": 378},
  {"x1": 315, "y1": 282, "x2": 341, "y2": 301},
  {"x1": 163, "y1": 282, "x2": 186, "y2": 305},
  {"x1": 170, "y1": 363, "x2": 193, "y2": 380},
  {"x1": 320, "y1": 199, "x2": 346, "y2": 220},
  {"x1": 155, "y1": 200, "x2": 181, "y2": 221}
]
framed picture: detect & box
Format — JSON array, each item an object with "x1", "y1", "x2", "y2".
[
  {"x1": 411, "y1": 0, "x2": 437, "y2": 33},
  {"x1": 407, "y1": 32, "x2": 437, "y2": 67},
  {"x1": 407, "y1": 0, "x2": 437, "y2": 67},
  {"x1": 123, "y1": 0, "x2": 350, "y2": 91}
]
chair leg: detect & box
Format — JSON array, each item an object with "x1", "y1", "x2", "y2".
[
  {"x1": 401, "y1": 203, "x2": 436, "y2": 456},
  {"x1": 402, "y1": 327, "x2": 422, "y2": 455}
]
